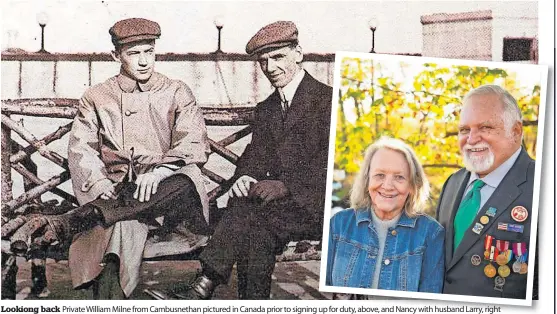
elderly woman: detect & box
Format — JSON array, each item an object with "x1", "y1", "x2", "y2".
[{"x1": 326, "y1": 137, "x2": 444, "y2": 292}]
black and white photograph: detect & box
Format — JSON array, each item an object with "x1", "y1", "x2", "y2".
[{"x1": 0, "y1": 0, "x2": 552, "y2": 306}]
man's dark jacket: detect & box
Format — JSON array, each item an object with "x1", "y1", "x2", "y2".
[
  {"x1": 230, "y1": 71, "x2": 332, "y2": 222},
  {"x1": 436, "y1": 148, "x2": 536, "y2": 299}
]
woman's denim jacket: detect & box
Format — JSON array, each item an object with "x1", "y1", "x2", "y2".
[{"x1": 326, "y1": 208, "x2": 445, "y2": 292}]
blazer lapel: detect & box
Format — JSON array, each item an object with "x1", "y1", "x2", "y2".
[
  {"x1": 444, "y1": 170, "x2": 470, "y2": 267},
  {"x1": 448, "y1": 149, "x2": 530, "y2": 270},
  {"x1": 265, "y1": 90, "x2": 286, "y2": 141},
  {"x1": 284, "y1": 72, "x2": 314, "y2": 130}
]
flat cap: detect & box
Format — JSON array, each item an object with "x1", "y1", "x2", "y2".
[
  {"x1": 109, "y1": 18, "x2": 161, "y2": 45},
  {"x1": 245, "y1": 21, "x2": 298, "y2": 55}
]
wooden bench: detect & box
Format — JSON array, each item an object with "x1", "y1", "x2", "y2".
[{"x1": 0, "y1": 98, "x2": 321, "y2": 299}]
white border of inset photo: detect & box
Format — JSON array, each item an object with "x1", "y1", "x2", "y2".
[{"x1": 319, "y1": 51, "x2": 548, "y2": 306}]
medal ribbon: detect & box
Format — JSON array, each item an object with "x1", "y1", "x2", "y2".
[
  {"x1": 496, "y1": 240, "x2": 510, "y2": 251},
  {"x1": 484, "y1": 235, "x2": 493, "y2": 250},
  {"x1": 512, "y1": 242, "x2": 526, "y2": 257},
  {"x1": 490, "y1": 246, "x2": 495, "y2": 261},
  {"x1": 521, "y1": 250, "x2": 529, "y2": 263},
  {"x1": 494, "y1": 240, "x2": 509, "y2": 260}
]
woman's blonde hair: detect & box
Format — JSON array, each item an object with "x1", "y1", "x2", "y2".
[{"x1": 349, "y1": 137, "x2": 430, "y2": 217}]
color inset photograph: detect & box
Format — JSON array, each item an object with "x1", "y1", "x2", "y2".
[{"x1": 320, "y1": 52, "x2": 547, "y2": 306}]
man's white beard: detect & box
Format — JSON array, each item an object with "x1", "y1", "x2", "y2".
[{"x1": 462, "y1": 146, "x2": 495, "y2": 174}]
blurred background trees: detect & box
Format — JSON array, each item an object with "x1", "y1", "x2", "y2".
[{"x1": 334, "y1": 57, "x2": 541, "y2": 216}]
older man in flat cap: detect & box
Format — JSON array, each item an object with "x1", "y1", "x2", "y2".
[
  {"x1": 11, "y1": 18, "x2": 212, "y2": 299},
  {"x1": 145, "y1": 20, "x2": 332, "y2": 300}
]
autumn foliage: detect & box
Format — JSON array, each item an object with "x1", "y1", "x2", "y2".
[{"x1": 334, "y1": 57, "x2": 541, "y2": 215}]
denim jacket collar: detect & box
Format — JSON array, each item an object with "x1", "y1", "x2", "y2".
[
  {"x1": 355, "y1": 208, "x2": 418, "y2": 228},
  {"x1": 326, "y1": 208, "x2": 445, "y2": 292}
]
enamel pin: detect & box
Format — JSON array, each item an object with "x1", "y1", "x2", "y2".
[{"x1": 511, "y1": 206, "x2": 528, "y2": 222}]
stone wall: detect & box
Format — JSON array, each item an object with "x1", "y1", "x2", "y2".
[
  {"x1": 1, "y1": 53, "x2": 334, "y2": 105},
  {"x1": 421, "y1": 10, "x2": 537, "y2": 62},
  {"x1": 421, "y1": 10, "x2": 494, "y2": 60}
]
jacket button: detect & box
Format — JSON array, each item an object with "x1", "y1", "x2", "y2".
[
  {"x1": 384, "y1": 259, "x2": 390, "y2": 265},
  {"x1": 125, "y1": 110, "x2": 132, "y2": 116},
  {"x1": 391, "y1": 230, "x2": 397, "y2": 236},
  {"x1": 446, "y1": 277, "x2": 452, "y2": 284}
]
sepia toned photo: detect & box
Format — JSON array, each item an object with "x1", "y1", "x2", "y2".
[{"x1": 319, "y1": 52, "x2": 547, "y2": 306}]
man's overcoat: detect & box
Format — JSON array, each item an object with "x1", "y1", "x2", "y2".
[{"x1": 68, "y1": 71, "x2": 210, "y2": 296}]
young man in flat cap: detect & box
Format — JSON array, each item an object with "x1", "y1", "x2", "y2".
[
  {"x1": 11, "y1": 18, "x2": 212, "y2": 299},
  {"x1": 145, "y1": 20, "x2": 332, "y2": 300}
]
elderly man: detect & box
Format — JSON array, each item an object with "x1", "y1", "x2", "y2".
[
  {"x1": 11, "y1": 18, "x2": 212, "y2": 299},
  {"x1": 436, "y1": 85, "x2": 537, "y2": 299},
  {"x1": 145, "y1": 21, "x2": 332, "y2": 300}
]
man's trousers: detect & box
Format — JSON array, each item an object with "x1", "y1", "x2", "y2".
[
  {"x1": 70, "y1": 174, "x2": 211, "y2": 297},
  {"x1": 199, "y1": 196, "x2": 322, "y2": 299},
  {"x1": 89, "y1": 174, "x2": 210, "y2": 235}
]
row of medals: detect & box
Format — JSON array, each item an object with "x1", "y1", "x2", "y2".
[{"x1": 470, "y1": 237, "x2": 528, "y2": 292}]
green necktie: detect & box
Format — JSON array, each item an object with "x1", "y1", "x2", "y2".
[{"x1": 453, "y1": 179, "x2": 485, "y2": 250}]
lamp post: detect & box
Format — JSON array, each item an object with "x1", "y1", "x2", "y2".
[
  {"x1": 368, "y1": 18, "x2": 378, "y2": 134},
  {"x1": 212, "y1": 16, "x2": 224, "y2": 54},
  {"x1": 368, "y1": 18, "x2": 378, "y2": 53},
  {"x1": 36, "y1": 12, "x2": 49, "y2": 53}
]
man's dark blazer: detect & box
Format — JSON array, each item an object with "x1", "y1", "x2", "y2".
[
  {"x1": 436, "y1": 148, "x2": 536, "y2": 299},
  {"x1": 230, "y1": 71, "x2": 332, "y2": 224}
]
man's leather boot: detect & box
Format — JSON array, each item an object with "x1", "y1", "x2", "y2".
[{"x1": 144, "y1": 273, "x2": 217, "y2": 300}]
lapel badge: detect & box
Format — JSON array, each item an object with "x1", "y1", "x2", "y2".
[
  {"x1": 486, "y1": 207, "x2": 497, "y2": 217},
  {"x1": 497, "y1": 222, "x2": 524, "y2": 233},
  {"x1": 509, "y1": 224, "x2": 524, "y2": 233},
  {"x1": 479, "y1": 215, "x2": 489, "y2": 225},
  {"x1": 508, "y1": 223, "x2": 524, "y2": 233},
  {"x1": 493, "y1": 275, "x2": 506, "y2": 291},
  {"x1": 472, "y1": 222, "x2": 484, "y2": 234},
  {"x1": 471, "y1": 254, "x2": 482, "y2": 266},
  {"x1": 511, "y1": 206, "x2": 528, "y2": 222}
]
